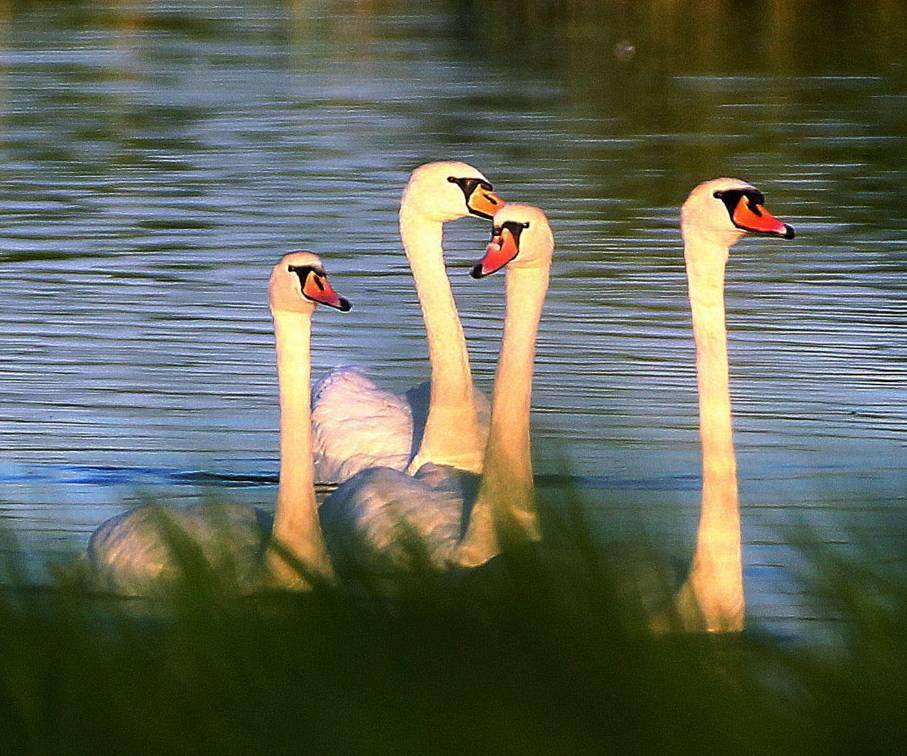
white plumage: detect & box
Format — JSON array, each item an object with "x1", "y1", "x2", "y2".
[
  {"x1": 311, "y1": 161, "x2": 502, "y2": 484},
  {"x1": 320, "y1": 204, "x2": 555, "y2": 571},
  {"x1": 88, "y1": 502, "x2": 270, "y2": 594},
  {"x1": 312, "y1": 367, "x2": 415, "y2": 483},
  {"x1": 88, "y1": 252, "x2": 347, "y2": 593},
  {"x1": 654, "y1": 178, "x2": 795, "y2": 633},
  {"x1": 312, "y1": 368, "x2": 492, "y2": 484},
  {"x1": 320, "y1": 463, "x2": 477, "y2": 570}
]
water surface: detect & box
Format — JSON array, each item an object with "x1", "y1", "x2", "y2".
[{"x1": 0, "y1": 1, "x2": 904, "y2": 634}]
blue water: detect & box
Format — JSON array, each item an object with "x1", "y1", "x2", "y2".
[{"x1": 0, "y1": 2, "x2": 904, "y2": 636}]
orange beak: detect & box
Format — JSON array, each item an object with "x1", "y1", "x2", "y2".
[
  {"x1": 467, "y1": 185, "x2": 505, "y2": 220},
  {"x1": 303, "y1": 272, "x2": 352, "y2": 311},
  {"x1": 732, "y1": 196, "x2": 795, "y2": 239},
  {"x1": 470, "y1": 227, "x2": 520, "y2": 278}
]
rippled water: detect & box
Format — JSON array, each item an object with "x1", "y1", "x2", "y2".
[{"x1": 0, "y1": 1, "x2": 904, "y2": 631}]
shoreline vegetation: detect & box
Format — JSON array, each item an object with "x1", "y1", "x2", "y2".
[{"x1": 0, "y1": 491, "x2": 905, "y2": 754}]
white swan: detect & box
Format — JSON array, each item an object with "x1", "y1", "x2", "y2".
[
  {"x1": 312, "y1": 161, "x2": 504, "y2": 484},
  {"x1": 660, "y1": 178, "x2": 795, "y2": 632},
  {"x1": 320, "y1": 204, "x2": 553, "y2": 570},
  {"x1": 88, "y1": 252, "x2": 351, "y2": 593}
]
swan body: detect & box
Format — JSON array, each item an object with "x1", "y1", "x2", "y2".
[
  {"x1": 312, "y1": 161, "x2": 502, "y2": 484},
  {"x1": 659, "y1": 178, "x2": 795, "y2": 632},
  {"x1": 312, "y1": 367, "x2": 414, "y2": 483},
  {"x1": 321, "y1": 204, "x2": 553, "y2": 571},
  {"x1": 321, "y1": 463, "x2": 477, "y2": 570},
  {"x1": 87, "y1": 502, "x2": 271, "y2": 595},
  {"x1": 88, "y1": 252, "x2": 350, "y2": 593},
  {"x1": 312, "y1": 371, "x2": 492, "y2": 485}
]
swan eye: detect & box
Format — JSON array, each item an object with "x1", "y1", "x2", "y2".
[
  {"x1": 450, "y1": 177, "x2": 475, "y2": 192},
  {"x1": 714, "y1": 189, "x2": 758, "y2": 220},
  {"x1": 499, "y1": 220, "x2": 529, "y2": 245},
  {"x1": 287, "y1": 264, "x2": 324, "y2": 292},
  {"x1": 447, "y1": 176, "x2": 494, "y2": 196}
]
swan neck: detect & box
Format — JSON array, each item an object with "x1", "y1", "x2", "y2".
[
  {"x1": 271, "y1": 309, "x2": 332, "y2": 583},
  {"x1": 680, "y1": 234, "x2": 744, "y2": 630},
  {"x1": 400, "y1": 203, "x2": 484, "y2": 472},
  {"x1": 458, "y1": 265, "x2": 548, "y2": 565}
]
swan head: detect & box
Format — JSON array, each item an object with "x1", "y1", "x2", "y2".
[
  {"x1": 470, "y1": 203, "x2": 553, "y2": 278},
  {"x1": 401, "y1": 161, "x2": 505, "y2": 223},
  {"x1": 269, "y1": 251, "x2": 352, "y2": 314},
  {"x1": 682, "y1": 178, "x2": 795, "y2": 249}
]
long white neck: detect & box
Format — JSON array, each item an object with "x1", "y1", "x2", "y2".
[
  {"x1": 457, "y1": 265, "x2": 548, "y2": 567},
  {"x1": 673, "y1": 233, "x2": 744, "y2": 631},
  {"x1": 400, "y1": 203, "x2": 485, "y2": 474},
  {"x1": 268, "y1": 309, "x2": 333, "y2": 586}
]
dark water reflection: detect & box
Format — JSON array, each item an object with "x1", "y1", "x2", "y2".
[{"x1": 0, "y1": 1, "x2": 904, "y2": 632}]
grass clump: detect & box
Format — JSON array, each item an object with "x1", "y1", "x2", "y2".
[{"x1": 0, "y1": 499, "x2": 904, "y2": 755}]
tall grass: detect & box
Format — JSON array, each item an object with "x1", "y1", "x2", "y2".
[{"x1": 0, "y1": 497, "x2": 905, "y2": 755}]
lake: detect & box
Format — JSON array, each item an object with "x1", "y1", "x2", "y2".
[{"x1": 0, "y1": 0, "x2": 904, "y2": 636}]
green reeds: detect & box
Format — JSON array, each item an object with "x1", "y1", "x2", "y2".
[{"x1": 0, "y1": 490, "x2": 904, "y2": 754}]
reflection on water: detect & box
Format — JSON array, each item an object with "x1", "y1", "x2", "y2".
[{"x1": 0, "y1": 1, "x2": 904, "y2": 631}]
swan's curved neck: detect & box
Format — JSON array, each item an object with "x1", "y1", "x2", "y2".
[
  {"x1": 457, "y1": 265, "x2": 548, "y2": 566},
  {"x1": 675, "y1": 233, "x2": 744, "y2": 631},
  {"x1": 270, "y1": 309, "x2": 333, "y2": 585},
  {"x1": 400, "y1": 203, "x2": 484, "y2": 473}
]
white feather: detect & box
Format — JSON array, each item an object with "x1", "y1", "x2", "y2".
[
  {"x1": 88, "y1": 502, "x2": 269, "y2": 595},
  {"x1": 321, "y1": 204, "x2": 554, "y2": 570},
  {"x1": 320, "y1": 463, "x2": 477, "y2": 570},
  {"x1": 87, "y1": 251, "x2": 339, "y2": 594},
  {"x1": 311, "y1": 162, "x2": 498, "y2": 485},
  {"x1": 312, "y1": 366, "x2": 415, "y2": 483}
]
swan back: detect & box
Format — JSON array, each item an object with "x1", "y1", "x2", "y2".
[
  {"x1": 320, "y1": 465, "x2": 475, "y2": 571},
  {"x1": 88, "y1": 503, "x2": 270, "y2": 595},
  {"x1": 312, "y1": 368, "x2": 414, "y2": 483}
]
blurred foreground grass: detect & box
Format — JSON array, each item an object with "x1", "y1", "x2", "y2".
[{"x1": 0, "y1": 496, "x2": 905, "y2": 755}]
